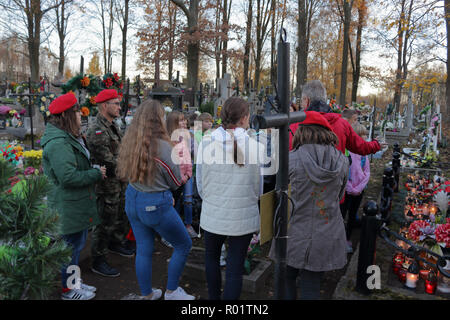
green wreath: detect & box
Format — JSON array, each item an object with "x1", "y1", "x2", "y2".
[
  {"x1": 61, "y1": 74, "x2": 101, "y2": 116},
  {"x1": 61, "y1": 73, "x2": 123, "y2": 117},
  {"x1": 16, "y1": 82, "x2": 57, "y2": 121}
]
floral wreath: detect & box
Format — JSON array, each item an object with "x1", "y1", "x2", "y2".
[
  {"x1": 14, "y1": 82, "x2": 57, "y2": 122},
  {"x1": 61, "y1": 73, "x2": 123, "y2": 117}
]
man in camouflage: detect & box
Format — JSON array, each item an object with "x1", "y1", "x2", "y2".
[{"x1": 87, "y1": 89, "x2": 134, "y2": 277}]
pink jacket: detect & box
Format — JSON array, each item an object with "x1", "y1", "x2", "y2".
[
  {"x1": 346, "y1": 151, "x2": 370, "y2": 195},
  {"x1": 173, "y1": 133, "x2": 192, "y2": 183}
]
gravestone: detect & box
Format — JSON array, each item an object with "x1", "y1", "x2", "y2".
[
  {"x1": 405, "y1": 87, "x2": 414, "y2": 130},
  {"x1": 214, "y1": 73, "x2": 232, "y2": 117}
]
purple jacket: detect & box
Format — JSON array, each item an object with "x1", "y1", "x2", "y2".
[{"x1": 346, "y1": 152, "x2": 370, "y2": 195}]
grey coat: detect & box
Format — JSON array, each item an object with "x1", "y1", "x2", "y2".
[{"x1": 270, "y1": 144, "x2": 349, "y2": 272}]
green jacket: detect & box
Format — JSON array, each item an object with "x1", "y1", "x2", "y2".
[{"x1": 41, "y1": 123, "x2": 102, "y2": 235}]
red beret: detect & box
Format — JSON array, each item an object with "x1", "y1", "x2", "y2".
[
  {"x1": 298, "y1": 111, "x2": 333, "y2": 132},
  {"x1": 49, "y1": 92, "x2": 78, "y2": 114},
  {"x1": 95, "y1": 89, "x2": 118, "y2": 104}
]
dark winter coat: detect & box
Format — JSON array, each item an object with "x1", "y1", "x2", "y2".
[{"x1": 41, "y1": 123, "x2": 102, "y2": 235}]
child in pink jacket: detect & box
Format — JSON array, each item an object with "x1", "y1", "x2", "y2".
[
  {"x1": 166, "y1": 111, "x2": 197, "y2": 238},
  {"x1": 340, "y1": 123, "x2": 370, "y2": 253}
]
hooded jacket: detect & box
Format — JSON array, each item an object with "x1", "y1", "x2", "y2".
[
  {"x1": 289, "y1": 100, "x2": 381, "y2": 155},
  {"x1": 41, "y1": 123, "x2": 102, "y2": 235},
  {"x1": 196, "y1": 126, "x2": 265, "y2": 236},
  {"x1": 270, "y1": 144, "x2": 349, "y2": 271},
  {"x1": 346, "y1": 151, "x2": 370, "y2": 195}
]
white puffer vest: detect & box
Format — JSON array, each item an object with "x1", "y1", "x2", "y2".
[{"x1": 197, "y1": 127, "x2": 264, "y2": 236}]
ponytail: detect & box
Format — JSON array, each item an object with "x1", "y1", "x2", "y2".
[{"x1": 220, "y1": 97, "x2": 249, "y2": 167}]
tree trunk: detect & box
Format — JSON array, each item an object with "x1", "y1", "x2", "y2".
[
  {"x1": 351, "y1": 2, "x2": 364, "y2": 103},
  {"x1": 243, "y1": 0, "x2": 253, "y2": 94},
  {"x1": 393, "y1": 0, "x2": 406, "y2": 111},
  {"x1": 171, "y1": 0, "x2": 200, "y2": 91},
  {"x1": 221, "y1": 0, "x2": 231, "y2": 77},
  {"x1": 270, "y1": 0, "x2": 276, "y2": 87},
  {"x1": 339, "y1": 0, "x2": 353, "y2": 106},
  {"x1": 57, "y1": 0, "x2": 66, "y2": 77},
  {"x1": 296, "y1": 0, "x2": 307, "y2": 99},
  {"x1": 446, "y1": 0, "x2": 450, "y2": 125},
  {"x1": 121, "y1": 0, "x2": 129, "y2": 80}
]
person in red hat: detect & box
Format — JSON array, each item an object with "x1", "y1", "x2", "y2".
[
  {"x1": 269, "y1": 110, "x2": 349, "y2": 300},
  {"x1": 86, "y1": 89, "x2": 134, "y2": 278},
  {"x1": 40, "y1": 92, "x2": 107, "y2": 300}
]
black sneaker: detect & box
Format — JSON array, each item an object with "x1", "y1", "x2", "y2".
[
  {"x1": 109, "y1": 244, "x2": 135, "y2": 257},
  {"x1": 91, "y1": 260, "x2": 120, "y2": 277}
]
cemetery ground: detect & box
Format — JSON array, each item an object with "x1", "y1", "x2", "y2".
[{"x1": 45, "y1": 136, "x2": 448, "y2": 301}]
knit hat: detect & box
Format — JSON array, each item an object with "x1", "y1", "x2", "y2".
[
  {"x1": 95, "y1": 89, "x2": 118, "y2": 104},
  {"x1": 49, "y1": 92, "x2": 78, "y2": 114},
  {"x1": 298, "y1": 111, "x2": 333, "y2": 132}
]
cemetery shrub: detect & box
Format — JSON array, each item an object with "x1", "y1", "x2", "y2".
[
  {"x1": 199, "y1": 101, "x2": 215, "y2": 116},
  {"x1": 0, "y1": 159, "x2": 71, "y2": 300}
]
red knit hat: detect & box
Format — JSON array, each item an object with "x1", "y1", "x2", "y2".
[
  {"x1": 95, "y1": 89, "x2": 118, "y2": 104},
  {"x1": 49, "y1": 92, "x2": 78, "y2": 114},
  {"x1": 298, "y1": 111, "x2": 333, "y2": 131}
]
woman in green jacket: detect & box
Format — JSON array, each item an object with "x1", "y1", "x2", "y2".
[{"x1": 41, "y1": 92, "x2": 106, "y2": 300}]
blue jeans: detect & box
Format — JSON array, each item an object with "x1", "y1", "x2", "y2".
[
  {"x1": 175, "y1": 177, "x2": 194, "y2": 225},
  {"x1": 204, "y1": 230, "x2": 253, "y2": 300},
  {"x1": 125, "y1": 185, "x2": 192, "y2": 296},
  {"x1": 61, "y1": 229, "x2": 88, "y2": 289}
]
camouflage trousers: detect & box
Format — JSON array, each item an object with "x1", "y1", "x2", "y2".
[{"x1": 91, "y1": 192, "x2": 130, "y2": 260}]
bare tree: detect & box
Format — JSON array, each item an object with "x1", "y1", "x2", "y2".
[
  {"x1": 0, "y1": 0, "x2": 67, "y2": 82},
  {"x1": 295, "y1": 0, "x2": 320, "y2": 99},
  {"x1": 114, "y1": 0, "x2": 130, "y2": 80},
  {"x1": 254, "y1": 0, "x2": 272, "y2": 91},
  {"x1": 243, "y1": 0, "x2": 253, "y2": 93}
]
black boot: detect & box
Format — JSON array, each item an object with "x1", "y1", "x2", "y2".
[
  {"x1": 91, "y1": 258, "x2": 120, "y2": 277},
  {"x1": 109, "y1": 243, "x2": 135, "y2": 257}
]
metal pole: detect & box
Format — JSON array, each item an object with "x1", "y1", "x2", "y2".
[
  {"x1": 273, "y1": 29, "x2": 290, "y2": 300},
  {"x1": 28, "y1": 78, "x2": 34, "y2": 150},
  {"x1": 356, "y1": 200, "x2": 381, "y2": 295}
]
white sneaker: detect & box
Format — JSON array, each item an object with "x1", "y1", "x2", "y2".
[
  {"x1": 164, "y1": 287, "x2": 195, "y2": 300},
  {"x1": 122, "y1": 289, "x2": 162, "y2": 300},
  {"x1": 80, "y1": 279, "x2": 96, "y2": 292},
  {"x1": 186, "y1": 225, "x2": 199, "y2": 238},
  {"x1": 61, "y1": 288, "x2": 95, "y2": 300}
]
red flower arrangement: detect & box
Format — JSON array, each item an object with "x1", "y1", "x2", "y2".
[
  {"x1": 408, "y1": 220, "x2": 430, "y2": 241},
  {"x1": 435, "y1": 223, "x2": 450, "y2": 248}
]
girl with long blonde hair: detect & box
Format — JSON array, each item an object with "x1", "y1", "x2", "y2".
[{"x1": 117, "y1": 99, "x2": 195, "y2": 300}]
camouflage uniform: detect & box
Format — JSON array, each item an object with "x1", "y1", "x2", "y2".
[{"x1": 86, "y1": 113, "x2": 129, "y2": 261}]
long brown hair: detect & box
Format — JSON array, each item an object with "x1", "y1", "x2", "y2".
[
  {"x1": 166, "y1": 110, "x2": 184, "y2": 137},
  {"x1": 292, "y1": 124, "x2": 338, "y2": 150},
  {"x1": 220, "y1": 97, "x2": 249, "y2": 167},
  {"x1": 117, "y1": 99, "x2": 170, "y2": 184},
  {"x1": 48, "y1": 104, "x2": 81, "y2": 137}
]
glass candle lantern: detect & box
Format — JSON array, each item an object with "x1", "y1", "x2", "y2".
[
  {"x1": 398, "y1": 268, "x2": 407, "y2": 283},
  {"x1": 405, "y1": 261, "x2": 419, "y2": 289},
  {"x1": 419, "y1": 269, "x2": 430, "y2": 280},
  {"x1": 393, "y1": 253, "x2": 404, "y2": 275},
  {"x1": 425, "y1": 271, "x2": 437, "y2": 294}
]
